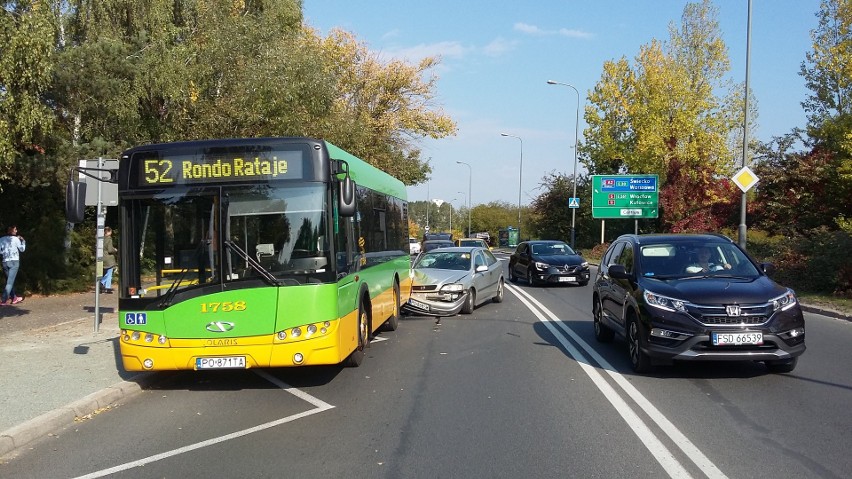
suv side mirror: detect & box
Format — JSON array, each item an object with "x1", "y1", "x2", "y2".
[{"x1": 608, "y1": 264, "x2": 631, "y2": 279}]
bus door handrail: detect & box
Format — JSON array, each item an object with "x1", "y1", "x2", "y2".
[{"x1": 223, "y1": 240, "x2": 282, "y2": 286}]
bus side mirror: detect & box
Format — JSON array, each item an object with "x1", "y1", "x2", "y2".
[
  {"x1": 65, "y1": 179, "x2": 86, "y2": 223},
  {"x1": 338, "y1": 176, "x2": 356, "y2": 217}
]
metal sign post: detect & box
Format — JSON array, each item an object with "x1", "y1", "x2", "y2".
[{"x1": 94, "y1": 157, "x2": 105, "y2": 333}]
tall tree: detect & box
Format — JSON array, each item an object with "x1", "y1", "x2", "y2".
[
  {"x1": 581, "y1": 0, "x2": 747, "y2": 231},
  {"x1": 0, "y1": 0, "x2": 55, "y2": 181},
  {"x1": 310, "y1": 28, "x2": 457, "y2": 185},
  {"x1": 798, "y1": 0, "x2": 852, "y2": 221}
]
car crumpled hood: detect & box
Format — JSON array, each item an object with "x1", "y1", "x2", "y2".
[
  {"x1": 533, "y1": 254, "x2": 585, "y2": 266},
  {"x1": 645, "y1": 276, "x2": 787, "y2": 304},
  {"x1": 412, "y1": 268, "x2": 470, "y2": 286}
]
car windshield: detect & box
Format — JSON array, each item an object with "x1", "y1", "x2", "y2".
[
  {"x1": 638, "y1": 242, "x2": 761, "y2": 278},
  {"x1": 532, "y1": 243, "x2": 573, "y2": 255},
  {"x1": 423, "y1": 241, "x2": 454, "y2": 251},
  {"x1": 414, "y1": 251, "x2": 472, "y2": 271}
]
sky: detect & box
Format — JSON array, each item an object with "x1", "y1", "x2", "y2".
[{"x1": 303, "y1": 0, "x2": 821, "y2": 210}]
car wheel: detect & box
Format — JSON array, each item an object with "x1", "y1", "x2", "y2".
[
  {"x1": 492, "y1": 278, "x2": 504, "y2": 303},
  {"x1": 383, "y1": 282, "x2": 400, "y2": 331},
  {"x1": 461, "y1": 288, "x2": 475, "y2": 314},
  {"x1": 765, "y1": 357, "x2": 798, "y2": 373},
  {"x1": 593, "y1": 298, "x2": 615, "y2": 343},
  {"x1": 627, "y1": 317, "x2": 652, "y2": 373},
  {"x1": 344, "y1": 300, "x2": 369, "y2": 367},
  {"x1": 527, "y1": 267, "x2": 538, "y2": 286}
]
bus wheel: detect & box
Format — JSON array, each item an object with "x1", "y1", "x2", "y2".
[
  {"x1": 383, "y1": 282, "x2": 401, "y2": 332},
  {"x1": 345, "y1": 301, "x2": 369, "y2": 367}
]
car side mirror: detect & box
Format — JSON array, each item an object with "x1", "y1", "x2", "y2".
[
  {"x1": 608, "y1": 264, "x2": 631, "y2": 279},
  {"x1": 475, "y1": 265, "x2": 488, "y2": 273},
  {"x1": 760, "y1": 262, "x2": 775, "y2": 275}
]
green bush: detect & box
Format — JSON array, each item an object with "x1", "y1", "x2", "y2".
[{"x1": 745, "y1": 228, "x2": 852, "y2": 297}]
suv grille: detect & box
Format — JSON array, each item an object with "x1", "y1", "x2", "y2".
[{"x1": 687, "y1": 303, "x2": 773, "y2": 326}]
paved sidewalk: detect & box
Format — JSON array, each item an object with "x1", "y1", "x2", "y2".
[{"x1": 0, "y1": 291, "x2": 154, "y2": 459}]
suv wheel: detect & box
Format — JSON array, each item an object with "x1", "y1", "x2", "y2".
[
  {"x1": 627, "y1": 317, "x2": 652, "y2": 373},
  {"x1": 765, "y1": 357, "x2": 798, "y2": 373},
  {"x1": 593, "y1": 299, "x2": 614, "y2": 342}
]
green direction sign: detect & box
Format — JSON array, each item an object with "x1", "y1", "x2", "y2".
[{"x1": 591, "y1": 175, "x2": 659, "y2": 219}]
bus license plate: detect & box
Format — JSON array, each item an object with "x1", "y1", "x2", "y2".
[
  {"x1": 711, "y1": 332, "x2": 763, "y2": 346},
  {"x1": 196, "y1": 356, "x2": 247, "y2": 369}
]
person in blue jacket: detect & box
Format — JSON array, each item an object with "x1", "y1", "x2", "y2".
[{"x1": 0, "y1": 224, "x2": 26, "y2": 305}]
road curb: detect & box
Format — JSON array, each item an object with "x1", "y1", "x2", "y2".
[
  {"x1": 800, "y1": 304, "x2": 852, "y2": 322},
  {"x1": 0, "y1": 372, "x2": 156, "y2": 459}
]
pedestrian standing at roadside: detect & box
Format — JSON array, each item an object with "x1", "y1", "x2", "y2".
[
  {"x1": 0, "y1": 224, "x2": 26, "y2": 305},
  {"x1": 100, "y1": 226, "x2": 117, "y2": 294}
]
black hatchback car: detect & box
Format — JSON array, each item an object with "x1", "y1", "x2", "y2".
[
  {"x1": 592, "y1": 233, "x2": 805, "y2": 374},
  {"x1": 509, "y1": 240, "x2": 590, "y2": 286}
]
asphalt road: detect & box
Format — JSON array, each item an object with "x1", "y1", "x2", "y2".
[{"x1": 2, "y1": 259, "x2": 851, "y2": 479}]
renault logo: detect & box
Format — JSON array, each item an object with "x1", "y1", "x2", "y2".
[
  {"x1": 725, "y1": 305, "x2": 741, "y2": 317},
  {"x1": 206, "y1": 321, "x2": 235, "y2": 333}
]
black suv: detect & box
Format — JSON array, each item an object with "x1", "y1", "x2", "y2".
[{"x1": 592, "y1": 234, "x2": 805, "y2": 373}]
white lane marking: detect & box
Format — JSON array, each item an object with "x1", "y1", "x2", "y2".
[
  {"x1": 507, "y1": 283, "x2": 728, "y2": 479},
  {"x1": 506, "y1": 284, "x2": 692, "y2": 478},
  {"x1": 73, "y1": 372, "x2": 334, "y2": 479}
]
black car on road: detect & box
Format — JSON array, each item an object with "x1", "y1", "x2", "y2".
[
  {"x1": 508, "y1": 240, "x2": 590, "y2": 286},
  {"x1": 592, "y1": 233, "x2": 806, "y2": 374}
]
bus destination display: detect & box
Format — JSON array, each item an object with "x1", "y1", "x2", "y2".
[{"x1": 137, "y1": 149, "x2": 304, "y2": 186}]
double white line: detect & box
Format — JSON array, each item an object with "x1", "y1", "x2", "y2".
[{"x1": 506, "y1": 283, "x2": 727, "y2": 479}]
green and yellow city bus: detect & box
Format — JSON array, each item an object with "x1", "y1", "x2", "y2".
[{"x1": 71, "y1": 138, "x2": 411, "y2": 371}]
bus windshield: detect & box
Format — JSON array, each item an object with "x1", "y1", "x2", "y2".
[{"x1": 127, "y1": 183, "x2": 332, "y2": 298}]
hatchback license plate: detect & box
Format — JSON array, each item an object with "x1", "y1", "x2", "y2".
[
  {"x1": 558, "y1": 276, "x2": 576, "y2": 282},
  {"x1": 711, "y1": 332, "x2": 763, "y2": 346},
  {"x1": 408, "y1": 299, "x2": 430, "y2": 311},
  {"x1": 196, "y1": 356, "x2": 246, "y2": 369}
]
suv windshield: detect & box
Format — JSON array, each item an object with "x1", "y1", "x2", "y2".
[{"x1": 638, "y1": 241, "x2": 760, "y2": 278}]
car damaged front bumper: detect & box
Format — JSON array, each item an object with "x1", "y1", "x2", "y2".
[{"x1": 402, "y1": 292, "x2": 467, "y2": 317}]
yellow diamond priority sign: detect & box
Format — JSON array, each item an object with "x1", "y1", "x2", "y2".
[{"x1": 732, "y1": 166, "x2": 759, "y2": 193}]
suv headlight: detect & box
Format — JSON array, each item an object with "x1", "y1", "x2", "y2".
[
  {"x1": 644, "y1": 290, "x2": 688, "y2": 313},
  {"x1": 440, "y1": 283, "x2": 464, "y2": 293},
  {"x1": 771, "y1": 289, "x2": 798, "y2": 312}
]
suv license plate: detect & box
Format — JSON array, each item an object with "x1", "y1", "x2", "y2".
[
  {"x1": 711, "y1": 332, "x2": 763, "y2": 346},
  {"x1": 196, "y1": 356, "x2": 247, "y2": 369}
]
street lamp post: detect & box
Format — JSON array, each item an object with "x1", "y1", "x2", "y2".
[
  {"x1": 547, "y1": 80, "x2": 581, "y2": 249},
  {"x1": 501, "y1": 133, "x2": 523, "y2": 241},
  {"x1": 456, "y1": 161, "x2": 472, "y2": 236},
  {"x1": 449, "y1": 198, "x2": 457, "y2": 232}
]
